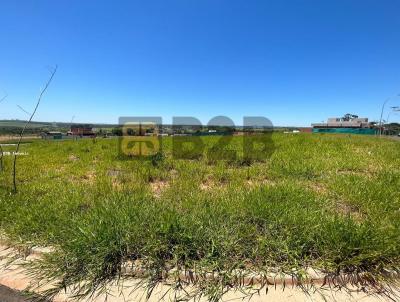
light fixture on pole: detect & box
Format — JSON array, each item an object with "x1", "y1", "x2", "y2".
[
  {"x1": 386, "y1": 106, "x2": 400, "y2": 124},
  {"x1": 384, "y1": 106, "x2": 400, "y2": 135}
]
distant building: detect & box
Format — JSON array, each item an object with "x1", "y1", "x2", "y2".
[
  {"x1": 312, "y1": 114, "x2": 377, "y2": 135},
  {"x1": 42, "y1": 131, "x2": 63, "y2": 140},
  {"x1": 299, "y1": 127, "x2": 312, "y2": 133},
  {"x1": 68, "y1": 125, "x2": 95, "y2": 137}
]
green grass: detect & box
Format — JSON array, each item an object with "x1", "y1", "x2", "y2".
[
  {"x1": 0, "y1": 120, "x2": 50, "y2": 128},
  {"x1": 0, "y1": 133, "x2": 399, "y2": 300}
]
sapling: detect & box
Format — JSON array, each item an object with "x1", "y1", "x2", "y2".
[
  {"x1": 0, "y1": 93, "x2": 7, "y2": 172},
  {"x1": 12, "y1": 66, "x2": 57, "y2": 192}
]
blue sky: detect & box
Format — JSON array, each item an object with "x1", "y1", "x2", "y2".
[{"x1": 0, "y1": 0, "x2": 400, "y2": 126}]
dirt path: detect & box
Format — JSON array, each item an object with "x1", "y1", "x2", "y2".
[
  {"x1": 0, "y1": 136, "x2": 40, "y2": 142},
  {"x1": 0, "y1": 245, "x2": 398, "y2": 302}
]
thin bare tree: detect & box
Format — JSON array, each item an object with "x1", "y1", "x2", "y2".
[
  {"x1": 0, "y1": 93, "x2": 7, "y2": 104},
  {"x1": 12, "y1": 66, "x2": 58, "y2": 193},
  {"x1": 0, "y1": 144, "x2": 3, "y2": 172},
  {"x1": 0, "y1": 93, "x2": 8, "y2": 172},
  {"x1": 17, "y1": 104, "x2": 32, "y2": 117}
]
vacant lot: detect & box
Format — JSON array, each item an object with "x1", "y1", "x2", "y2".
[{"x1": 0, "y1": 133, "x2": 399, "y2": 300}]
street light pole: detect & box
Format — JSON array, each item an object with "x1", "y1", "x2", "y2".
[
  {"x1": 379, "y1": 95, "x2": 400, "y2": 136},
  {"x1": 379, "y1": 98, "x2": 390, "y2": 136}
]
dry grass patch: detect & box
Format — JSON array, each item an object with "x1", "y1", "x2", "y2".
[
  {"x1": 335, "y1": 168, "x2": 375, "y2": 179},
  {"x1": 334, "y1": 200, "x2": 365, "y2": 221},
  {"x1": 306, "y1": 181, "x2": 329, "y2": 195},
  {"x1": 200, "y1": 176, "x2": 229, "y2": 191},
  {"x1": 150, "y1": 179, "x2": 169, "y2": 198},
  {"x1": 68, "y1": 154, "x2": 79, "y2": 162},
  {"x1": 246, "y1": 178, "x2": 276, "y2": 188},
  {"x1": 81, "y1": 171, "x2": 96, "y2": 184}
]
